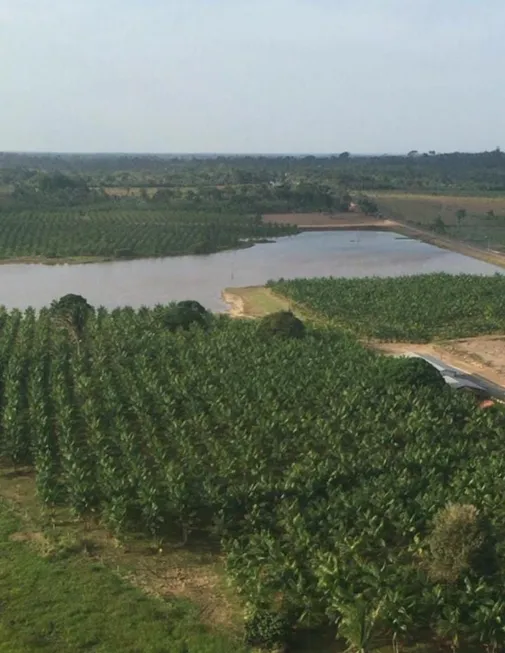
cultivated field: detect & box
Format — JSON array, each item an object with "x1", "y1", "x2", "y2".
[
  {"x1": 2, "y1": 301, "x2": 505, "y2": 651},
  {"x1": 373, "y1": 192, "x2": 505, "y2": 249},
  {"x1": 270, "y1": 273, "x2": 505, "y2": 342},
  {"x1": 0, "y1": 209, "x2": 295, "y2": 262}
]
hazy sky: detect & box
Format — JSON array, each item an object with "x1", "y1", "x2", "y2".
[{"x1": 1, "y1": 0, "x2": 504, "y2": 154}]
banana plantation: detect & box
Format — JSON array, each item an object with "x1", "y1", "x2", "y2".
[
  {"x1": 0, "y1": 209, "x2": 296, "y2": 259},
  {"x1": 1, "y1": 303, "x2": 505, "y2": 651},
  {"x1": 270, "y1": 273, "x2": 505, "y2": 342}
]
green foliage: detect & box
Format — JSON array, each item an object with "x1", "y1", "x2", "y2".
[
  {"x1": 50, "y1": 294, "x2": 94, "y2": 346},
  {"x1": 0, "y1": 308, "x2": 504, "y2": 649},
  {"x1": 3, "y1": 149, "x2": 505, "y2": 193},
  {"x1": 159, "y1": 301, "x2": 210, "y2": 332},
  {"x1": 357, "y1": 195, "x2": 379, "y2": 215},
  {"x1": 51, "y1": 294, "x2": 93, "y2": 315},
  {"x1": 0, "y1": 209, "x2": 297, "y2": 261},
  {"x1": 337, "y1": 600, "x2": 383, "y2": 653},
  {"x1": 257, "y1": 311, "x2": 305, "y2": 340},
  {"x1": 427, "y1": 503, "x2": 496, "y2": 583},
  {"x1": 0, "y1": 505, "x2": 244, "y2": 653},
  {"x1": 244, "y1": 609, "x2": 290, "y2": 650},
  {"x1": 270, "y1": 273, "x2": 505, "y2": 341},
  {"x1": 379, "y1": 357, "x2": 446, "y2": 392}
]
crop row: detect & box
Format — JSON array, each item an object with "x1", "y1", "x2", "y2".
[
  {"x1": 270, "y1": 272, "x2": 505, "y2": 341},
  {"x1": 0, "y1": 306, "x2": 504, "y2": 649},
  {"x1": 0, "y1": 210, "x2": 297, "y2": 259}
]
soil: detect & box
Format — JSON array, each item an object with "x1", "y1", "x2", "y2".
[
  {"x1": 221, "y1": 291, "x2": 248, "y2": 318},
  {"x1": 374, "y1": 337, "x2": 505, "y2": 387},
  {"x1": 263, "y1": 211, "x2": 395, "y2": 229}
]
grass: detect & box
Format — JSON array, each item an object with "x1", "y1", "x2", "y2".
[
  {"x1": 223, "y1": 286, "x2": 331, "y2": 327},
  {"x1": 223, "y1": 286, "x2": 292, "y2": 317},
  {"x1": 373, "y1": 191, "x2": 505, "y2": 249},
  {"x1": 0, "y1": 465, "x2": 246, "y2": 653}
]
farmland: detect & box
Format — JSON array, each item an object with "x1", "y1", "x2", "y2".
[
  {"x1": 1, "y1": 299, "x2": 505, "y2": 651},
  {"x1": 270, "y1": 273, "x2": 505, "y2": 342},
  {"x1": 373, "y1": 192, "x2": 505, "y2": 251},
  {"x1": 0, "y1": 209, "x2": 296, "y2": 262}
]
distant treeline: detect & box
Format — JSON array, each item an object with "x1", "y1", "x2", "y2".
[{"x1": 1, "y1": 150, "x2": 505, "y2": 192}]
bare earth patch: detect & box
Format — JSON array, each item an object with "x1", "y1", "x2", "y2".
[
  {"x1": 374, "y1": 337, "x2": 505, "y2": 386},
  {"x1": 263, "y1": 211, "x2": 395, "y2": 230}
]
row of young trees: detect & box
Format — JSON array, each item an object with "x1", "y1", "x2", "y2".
[
  {"x1": 0, "y1": 209, "x2": 297, "y2": 259},
  {"x1": 0, "y1": 297, "x2": 504, "y2": 650},
  {"x1": 270, "y1": 273, "x2": 505, "y2": 342}
]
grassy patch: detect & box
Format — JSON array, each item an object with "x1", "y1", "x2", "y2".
[
  {"x1": 0, "y1": 500, "x2": 246, "y2": 652},
  {"x1": 0, "y1": 464, "x2": 246, "y2": 652},
  {"x1": 223, "y1": 286, "x2": 292, "y2": 318}
]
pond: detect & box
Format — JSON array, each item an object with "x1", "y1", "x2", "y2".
[{"x1": 1, "y1": 230, "x2": 503, "y2": 311}]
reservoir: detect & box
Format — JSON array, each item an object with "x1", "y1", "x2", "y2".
[{"x1": 0, "y1": 230, "x2": 502, "y2": 311}]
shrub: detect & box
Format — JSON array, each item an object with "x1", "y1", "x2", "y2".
[
  {"x1": 427, "y1": 503, "x2": 496, "y2": 583},
  {"x1": 244, "y1": 609, "x2": 290, "y2": 650},
  {"x1": 380, "y1": 357, "x2": 446, "y2": 392},
  {"x1": 258, "y1": 311, "x2": 305, "y2": 340}
]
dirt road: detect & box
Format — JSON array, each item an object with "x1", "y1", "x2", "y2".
[
  {"x1": 263, "y1": 211, "x2": 505, "y2": 269},
  {"x1": 374, "y1": 337, "x2": 505, "y2": 388}
]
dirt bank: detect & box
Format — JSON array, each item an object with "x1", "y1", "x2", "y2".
[
  {"x1": 374, "y1": 337, "x2": 505, "y2": 387},
  {"x1": 263, "y1": 212, "x2": 395, "y2": 230},
  {"x1": 221, "y1": 291, "x2": 247, "y2": 318}
]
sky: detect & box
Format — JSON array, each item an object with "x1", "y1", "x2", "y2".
[{"x1": 1, "y1": 0, "x2": 504, "y2": 154}]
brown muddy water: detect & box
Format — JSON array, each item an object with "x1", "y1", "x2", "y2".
[{"x1": 1, "y1": 231, "x2": 503, "y2": 311}]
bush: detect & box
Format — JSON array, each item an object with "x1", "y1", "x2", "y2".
[
  {"x1": 258, "y1": 311, "x2": 305, "y2": 340},
  {"x1": 427, "y1": 503, "x2": 496, "y2": 583},
  {"x1": 160, "y1": 301, "x2": 210, "y2": 332},
  {"x1": 380, "y1": 357, "x2": 446, "y2": 392},
  {"x1": 244, "y1": 609, "x2": 290, "y2": 650}
]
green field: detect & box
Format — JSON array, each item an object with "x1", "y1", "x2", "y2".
[
  {"x1": 270, "y1": 273, "x2": 505, "y2": 341},
  {"x1": 0, "y1": 297, "x2": 505, "y2": 650},
  {"x1": 373, "y1": 192, "x2": 505, "y2": 249},
  {"x1": 0, "y1": 209, "x2": 296, "y2": 262}
]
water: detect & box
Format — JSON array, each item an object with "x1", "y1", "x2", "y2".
[{"x1": 0, "y1": 230, "x2": 502, "y2": 311}]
